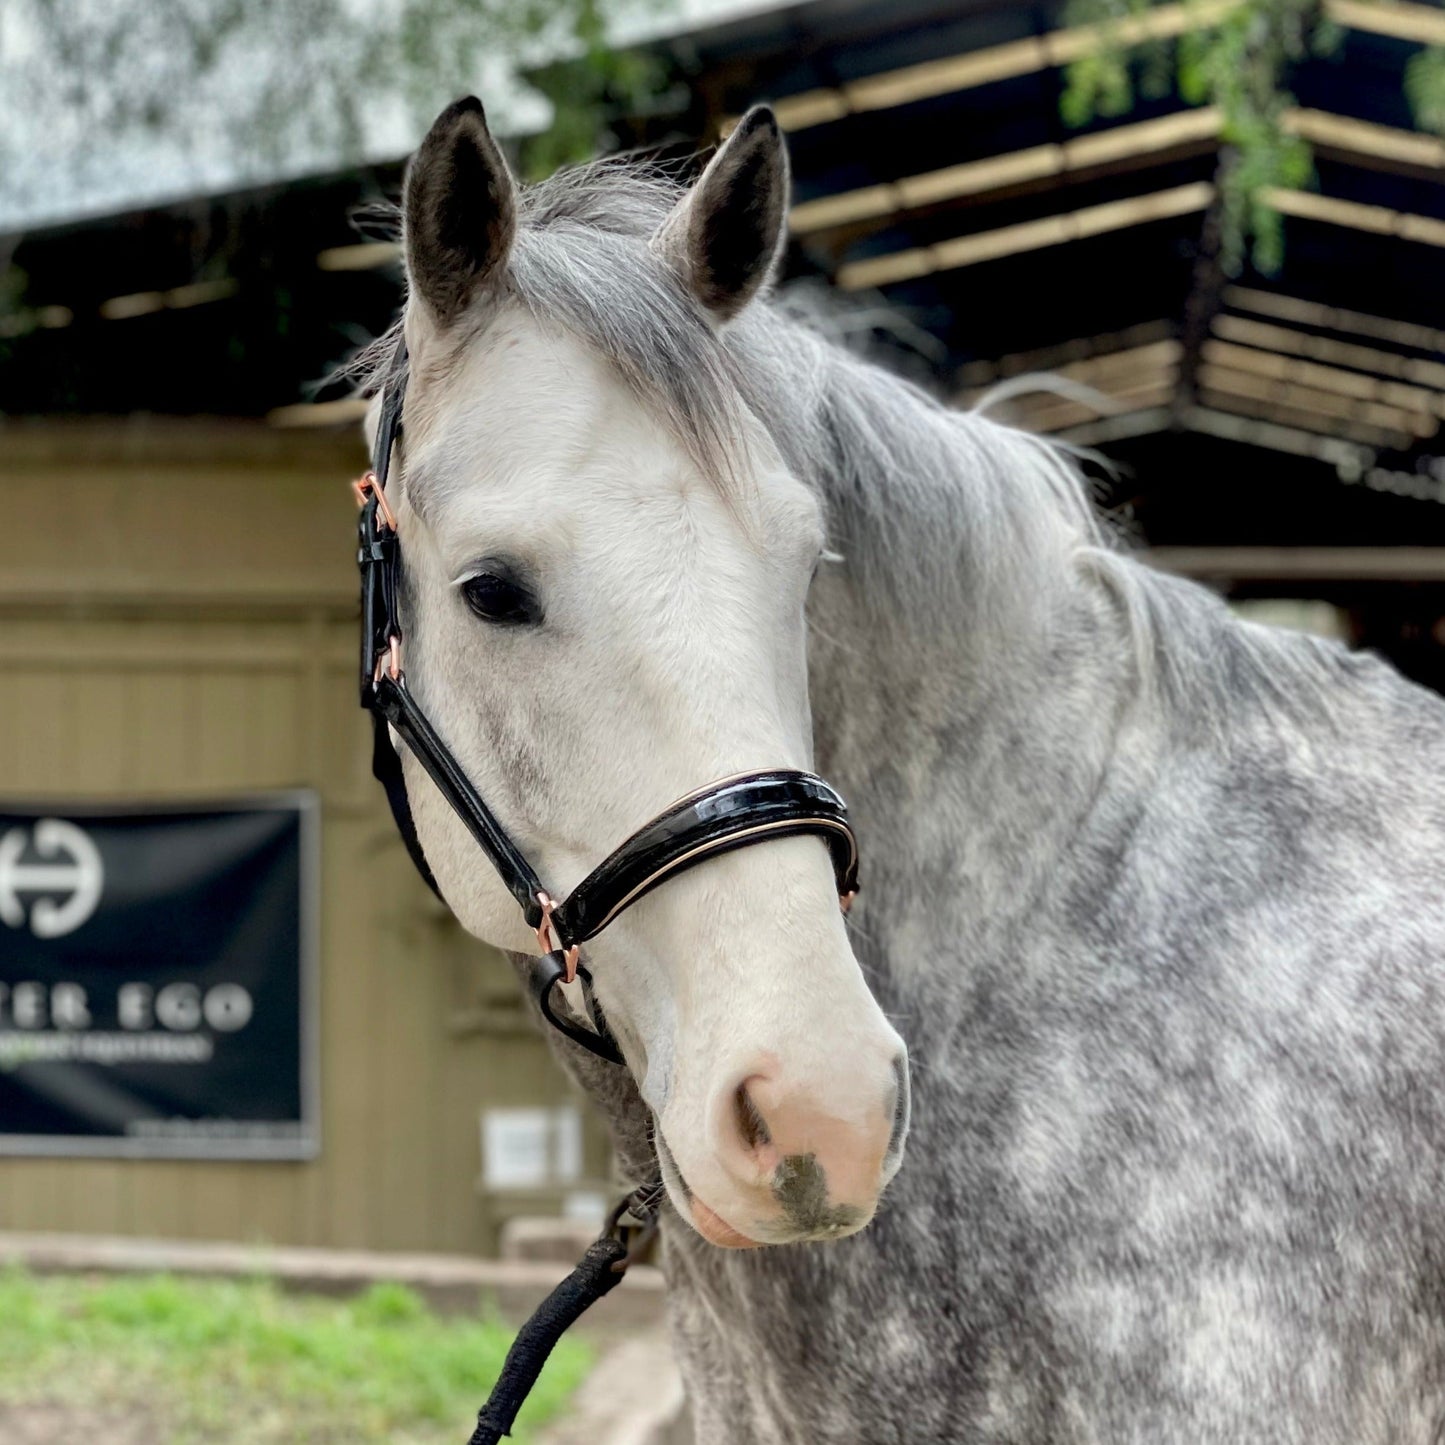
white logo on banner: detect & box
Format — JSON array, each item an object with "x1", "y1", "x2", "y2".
[{"x1": 0, "y1": 819, "x2": 105, "y2": 939}]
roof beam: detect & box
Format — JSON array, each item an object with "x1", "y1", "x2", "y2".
[
  {"x1": 751, "y1": 0, "x2": 1434, "y2": 137},
  {"x1": 1056, "y1": 404, "x2": 1381, "y2": 467},
  {"x1": 959, "y1": 335, "x2": 1182, "y2": 397},
  {"x1": 1054, "y1": 406, "x2": 1175, "y2": 446},
  {"x1": 1179, "y1": 405, "x2": 1375, "y2": 466},
  {"x1": 1201, "y1": 338, "x2": 1445, "y2": 419},
  {"x1": 792, "y1": 109, "x2": 1221, "y2": 235},
  {"x1": 1325, "y1": 0, "x2": 1445, "y2": 48},
  {"x1": 752, "y1": 0, "x2": 1244, "y2": 133},
  {"x1": 996, "y1": 379, "x2": 1178, "y2": 433},
  {"x1": 1283, "y1": 108, "x2": 1445, "y2": 171},
  {"x1": 955, "y1": 321, "x2": 1177, "y2": 388},
  {"x1": 1063, "y1": 337, "x2": 1184, "y2": 381},
  {"x1": 1200, "y1": 361, "x2": 1431, "y2": 436},
  {"x1": 1197, "y1": 374, "x2": 1416, "y2": 450},
  {"x1": 1213, "y1": 314, "x2": 1445, "y2": 390},
  {"x1": 1262, "y1": 186, "x2": 1445, "y2": 248},
  {"x1": 790, "y1": 106, "x2": 1439, "y2": 246},
  {"x1": 317, "y1": 241, "x2": 401, "y2": 272},
  {"x1": 267, "y1": 398, "x2": 370, "y2": 428},
  {"x1": 97, "y1": 278, "x2": 237, "y2": 321},
  {"x1": 1225, "y1": 287, "x2": 1445, "y2": 353},
  {"x1": 837, "y1": 181, "x2": 1213, "y2": 289}
]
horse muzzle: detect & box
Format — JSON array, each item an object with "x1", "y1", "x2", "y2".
[{"x1": 660, "y1": 1046, "x2": 910, "y2": 1247}]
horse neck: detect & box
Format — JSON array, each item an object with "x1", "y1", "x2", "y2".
[{"x1": 797, "y1": 350, "x2": 1143, "y2": 959}]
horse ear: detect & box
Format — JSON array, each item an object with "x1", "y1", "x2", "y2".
[
  {"x1": 653, "y1": 105, "x2": 790, "y2": 321},
  {"x1": 404, "y1": 96, "x2": 516, "y2": 328}
]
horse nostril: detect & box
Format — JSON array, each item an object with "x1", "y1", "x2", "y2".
[
  {"x1": 713, "y1": 1060, "x2": 898, "y2": 1225},
  {"x1": 734, "y1": 1080, "x2": 772, "y2": 1152}
]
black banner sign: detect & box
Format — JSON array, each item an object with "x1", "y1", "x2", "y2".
[{"x1": 0, "y1": 795, "x2": 318, "y2": 1158}]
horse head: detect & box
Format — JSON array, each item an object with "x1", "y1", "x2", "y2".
[{"x1": 380, "y1": 97, "x2": 909, "y2": 1248}]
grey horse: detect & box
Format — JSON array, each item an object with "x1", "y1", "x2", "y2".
[{"x1": 366, "y1": 97, "x2": 1445, "y2": 1442}]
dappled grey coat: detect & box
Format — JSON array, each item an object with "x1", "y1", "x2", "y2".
[{"x1": 359, "y1": 144, "x2": 1445, "y2": 1440}]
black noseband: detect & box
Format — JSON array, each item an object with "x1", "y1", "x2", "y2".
[
  {"x1": 356, "y1": 338, "x2": 860, "y2": 1065},
  {"x1": 550, "y1": 769, "x2": 857, "y2": 946}
]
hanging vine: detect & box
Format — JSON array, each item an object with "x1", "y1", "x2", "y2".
[
  {"x1": 1404, "y1": 43, "x2": 1445, "y2": 135},
  {"x1": 1061, "y1": 0, "x2": 1445, "y2": 274}
]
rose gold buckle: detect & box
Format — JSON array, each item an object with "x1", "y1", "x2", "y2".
[
  {"x1": 352, "y1": 469, "x2": 398, "y2": 530},
  {"x1": 840, "y1": 889, "x2": 858, "y2": 914},
  {"x1": 535, "y1": 891, "x2": 580, "y2": 983},
  {"x1": 372, "y1": 634, "x2": 402, "y2": 684}
]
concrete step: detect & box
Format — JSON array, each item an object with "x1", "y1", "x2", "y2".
[{"x1": 0, "y1": 1229, "x2": 666, "y2": 1331}]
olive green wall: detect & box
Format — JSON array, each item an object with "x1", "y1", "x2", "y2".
[{"x1": 0, "y1": 420, "x2": 604, "y2": 1254}]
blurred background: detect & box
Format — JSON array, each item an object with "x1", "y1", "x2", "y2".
[{"x1": 4, "y1": 0, "x2": 1445, "y2": 1266}]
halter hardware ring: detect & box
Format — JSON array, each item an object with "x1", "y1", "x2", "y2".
[
  {"x1": 372, "y1": 634, "x2": 402, "y2": 686},
  {"x1": 604, "y1": 1190, "x2": 661, "y2": 1273},
  {"x1": 535, "y1": 891, "x2": 581, "y2": 983},
  {"x1": 353, "y1": 469, "x2": 398, "y2": 530},
  {"x1": 840, "y1": 889, "x2": 858, "y2": 914}
]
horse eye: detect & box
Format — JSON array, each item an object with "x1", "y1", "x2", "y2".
[{"x1": 459, "y1": 571, "x2": 541, "y2": 626}]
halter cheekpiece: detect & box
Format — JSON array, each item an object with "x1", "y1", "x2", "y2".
[{"x1": 355, "y1": 338, "x2": 861, "y2": 1065}]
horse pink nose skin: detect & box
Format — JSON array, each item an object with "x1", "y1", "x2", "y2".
[{"x1": 701, "y1": 1053, "x2": 909, "y2": 1243}]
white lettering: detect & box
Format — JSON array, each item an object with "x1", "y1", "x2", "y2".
[
  {"x1": 202, "y1": 984, "x2": 253, "y2": 1032},
  {"x1": 50, "y1": 983, "x2": 91, "y2": 1030},
  {"x1": 118, "y1": 983, "x2": 153, "y2": 1031},
  {"x1": 0, "y1": 980, "x2": 258, "y2": 1033},
  {"x1": 12, "y1": 982, "x2": 46, "y2": 1029},
  {"x1": 155, "y1": 982, "x2": 201, "y2": 1031}
]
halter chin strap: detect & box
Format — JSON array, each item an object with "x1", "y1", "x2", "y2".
[{"x1": 356, "y1": 337, "x2": 860, "y2": 1065}]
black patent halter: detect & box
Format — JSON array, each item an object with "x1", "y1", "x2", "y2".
[{"x1": 356, "y1": 338, "x2": 861, "y2": 1066}]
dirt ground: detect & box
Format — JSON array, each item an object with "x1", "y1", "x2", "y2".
[{"x1": 0, "y1": 1403, "x2": 159, "y2": 1444}]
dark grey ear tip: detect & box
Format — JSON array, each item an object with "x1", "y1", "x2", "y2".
[
  {"x1": 432, "y1": 95, "x2": 487, "y2": 133},
  {"x1": 732, "y1": 104, "x2": 781, "y2": 144}
]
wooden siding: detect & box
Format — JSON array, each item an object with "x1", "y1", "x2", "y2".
[{"x1": 0, "y1": 421, "x2": 603, "y2": 1254}]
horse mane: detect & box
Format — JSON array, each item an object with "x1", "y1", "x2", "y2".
[{"x1": 349, "y1": 153, "x2": 1356, "y2": 734}]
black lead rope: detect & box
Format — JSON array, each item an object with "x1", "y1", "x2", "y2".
[
  {"x1": 468, "y1": 1188, "x2": 658, "y2": 1445},
  {"x1": 351, "y1": 334, "x2": 865, "y2": 1438},
  {"x1": 468, "y1": 1236, "x2": 629, "y2": 1445},
  {"x1": 465, "y1": 1190, "x2": 658, "y2": 1439}
]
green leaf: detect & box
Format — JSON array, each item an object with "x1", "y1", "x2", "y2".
[{"x1": 1406, "y1": 46, "x2": 1445, "y2": 136}]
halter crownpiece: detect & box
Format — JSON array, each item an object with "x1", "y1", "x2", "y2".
[{"x1": 355, "y1": 337, "x2": 861, "y2": 1065}]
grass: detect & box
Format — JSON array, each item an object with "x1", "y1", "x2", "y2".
[{"x1": 0, "y1": 1267, "x2": 592, "y2": 1443}]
